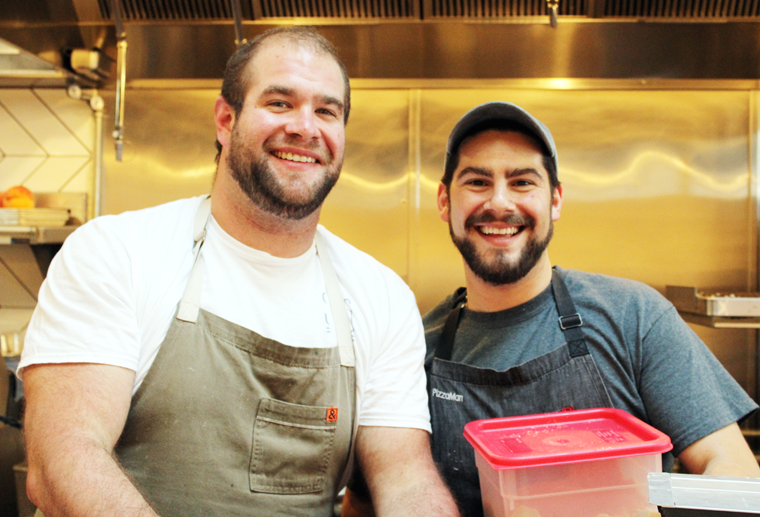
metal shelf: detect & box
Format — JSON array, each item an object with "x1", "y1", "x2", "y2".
[
  {"x1": 0, "y1": 226, "x2": 77, "y2": 245},
  {"x1": 667, "y1": 286, "x2": 760, "y2": 328},
  {"x1": 678, "y1": 311, "x2": 760, "y2": 329}
]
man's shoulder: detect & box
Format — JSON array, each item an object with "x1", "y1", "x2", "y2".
[
  {"x1": 77, "y1": 196, "x2": 201, "y2": 237},
  {"x1": 62, "y1": 197, "x2": 202, "y2": 265},
  {"x1": 316, "y1": 225, "x2": 417, "y2": 308},
  {"x1": 556, "y1": 267, "x2": 673, "y2": 316},
  {"x1": 317, "y1": 225, "x2": 401, "y2": 278},
  {"x1": 422, "y1": 290, "x2": 461, "y2": 334},
  {"x1": 558, "y1": 267, "x2": 661, "y2": 294}
]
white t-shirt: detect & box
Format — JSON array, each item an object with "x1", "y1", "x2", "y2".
[{"x1": 20, "y1": 196, "x2": 431, "y2": 432}]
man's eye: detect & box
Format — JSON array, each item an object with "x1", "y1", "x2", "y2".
[
  {"x1": 317, "y1": 108, "x2": 338, "y2": 118},
  {"x1": 514, "y1": 180, "x2": 534, "y2": 187},
  {"x1": 269, "y1": 101, "x2": 289, "y2": 108}
]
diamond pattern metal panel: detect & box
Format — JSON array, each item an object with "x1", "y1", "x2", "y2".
[{"x1": 0, "y1": 90, "x2": 94, "y2": 194}]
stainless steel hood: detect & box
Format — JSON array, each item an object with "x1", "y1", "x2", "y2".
[
  {"x1": 72, "y1": 0, "x2": 760, "y2": 22},
  {"x1": 0, "y1": 38, "x2": 79, "y2": 87},
  {"x1": 2, "y1": 0, "x2": 760, "y2": 85}
]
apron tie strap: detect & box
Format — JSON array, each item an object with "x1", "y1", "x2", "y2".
[
  {"x1": 434, "y1": 271, "x2": 591, "y2": 360},
  {"x1": 314, "y1": 232, "x2": 355, "y2": 368},
  {"x1": 435, "y1": 287, "x2": 467, "y2": 361},
  {"x1": 550, "y1": 269, "x2": 589, "y2": 358},
  {"x1": 177, "y1": 195, "x2": 212, "y2": 323}
]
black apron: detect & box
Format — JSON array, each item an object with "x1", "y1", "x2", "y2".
[{"x1": 427, "y1": 270, "x2": 613, "y2": 517}]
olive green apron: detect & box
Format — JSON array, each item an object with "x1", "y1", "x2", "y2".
[{"x1": 37, "y1": 197, "x2": 357, "y2": 517}]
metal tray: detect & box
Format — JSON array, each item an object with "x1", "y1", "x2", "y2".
[
  {"x1": 649, "y1": 472, "x2": 760, "y2": 515},
  {"x1": 0, "y1": 208, "x2": 70, "y2": 227},
  {"x1": 666, "y1": 286, "x2": 760, "y2": 317}
]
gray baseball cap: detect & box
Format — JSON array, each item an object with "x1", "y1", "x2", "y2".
[{"x1": 445, "y1": 101, "x2": 558, "y2": 176}]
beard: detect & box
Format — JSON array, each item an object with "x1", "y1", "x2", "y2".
[
  {"x1": 226, "y1": 126, "x2": 342, "y2": 220},
  {"x1": 450, "y1": 211, "x2": 553, "y2": 286}
]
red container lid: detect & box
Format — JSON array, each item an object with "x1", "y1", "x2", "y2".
[{"x1": 464, "y1": 408, "x2": 672, "y2": 470}]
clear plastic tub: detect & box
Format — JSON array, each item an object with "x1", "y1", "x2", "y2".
[{"x1": 464, "y1": 408, "x2": 673, "y2": 517}]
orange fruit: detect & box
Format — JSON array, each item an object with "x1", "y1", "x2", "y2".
[{"x1": 1, "y1": 186, "x2": 35, "y2": 208}]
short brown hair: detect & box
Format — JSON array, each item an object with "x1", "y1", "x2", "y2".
[{"x1": 215, "y1": 26, "x2": 351, "y2": 162}]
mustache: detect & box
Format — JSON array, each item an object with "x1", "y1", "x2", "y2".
[
  {"x1": 464, "y1": 212, "x2": 535, "y2": 230},
  {"x1": 263, "y1": 135, "x2": 328, "y2": 162}
]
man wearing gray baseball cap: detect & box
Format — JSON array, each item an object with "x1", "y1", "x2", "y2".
[
  {"x1": 421, "y1": 101, "x2": 759, "y2": 516},
  {"x1": 342, "y1": 101, "x2": 759, "y2": 517}
]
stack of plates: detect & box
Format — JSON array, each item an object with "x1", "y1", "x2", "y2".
[{"x1": 0, "y1": 208, "x2": 70, "y2": 227}]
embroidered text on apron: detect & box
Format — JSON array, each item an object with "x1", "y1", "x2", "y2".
[
  {"x1": 427, "y1": 270, "x2": 613, "y2": 517},
  {"x1": 114, "y1": 197, "x2": 358, "y2": 517}
]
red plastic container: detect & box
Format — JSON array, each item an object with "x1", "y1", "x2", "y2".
[{"x1": 463, "y1": 408, "x2": 673, "y2": 517}]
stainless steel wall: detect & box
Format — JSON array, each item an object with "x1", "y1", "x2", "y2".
[{"x1": 100, "y1": 83, "x2": 758, "y2": 396}]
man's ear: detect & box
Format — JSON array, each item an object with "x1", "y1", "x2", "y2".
[
  {"x1": 214, "y1": 96, "x2": 235, "y2": 150},
  {"x1": 551, "y1": 184, "x2": 563, "y2": 222},
  {"x1": 437, "y1": 183, "x2": 450, "y2": 223}
]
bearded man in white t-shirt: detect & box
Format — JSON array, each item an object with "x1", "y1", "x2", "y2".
[{"x1": 19, "y1": 26, "x2": 460, "y2": 517}]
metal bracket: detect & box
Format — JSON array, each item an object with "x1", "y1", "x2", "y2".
[
  {"x1": 66, "y1": 83, "x2": 104, "y2": 112},
  {"x1": 559, "y1": 313, "x2": 583, "y2": 330},
  {"x1": 547, "y1": 0, "x2": 559, "y2": 26},
  {"x1": 109, "y1": 0, "x2": 127, "y2": 162},
  {"x1": 231, "y1": 0, "x2": 247, "y2": 47}
]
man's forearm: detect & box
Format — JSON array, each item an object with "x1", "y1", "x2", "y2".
[
  {"x1": 357, "y1": 426, "x2": 460, "y2": 517},
  {"x1": 701, "y1": 454, "x2": 760, "y2": 478},
  {"x1": 370, "y1": 465, "x2": 460, "y2": 517},
  {"x1": 23, "y1": 363, "x2": 155, "y2": 517},
  {"x1": 679, "y1": 423, "x2": 760, "y2": 478},
  {"x1": 27, "y1": 436, "x2": 158, "y2": 517}
]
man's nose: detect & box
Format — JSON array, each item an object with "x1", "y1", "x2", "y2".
[
  {"x1": 484, "y1": 184, "x2": 516, "y2": 213},
  {"x1": 285, "y1": 107, "x2": 320, "y2": 140}
]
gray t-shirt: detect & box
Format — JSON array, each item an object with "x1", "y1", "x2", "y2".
[{"x1": 424, "y1": 267, "x2": 757, "y2": 458}]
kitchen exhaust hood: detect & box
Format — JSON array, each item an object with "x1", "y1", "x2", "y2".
[
  {"x1": 0, "y1": 38, "x2": 82, "y2": 88},
  {"x1": 3, "y1": 0, "x2": 760, "y2": 84},
  {"x1": 77, "y1": 0, "x2": 760, "y2": 23}
]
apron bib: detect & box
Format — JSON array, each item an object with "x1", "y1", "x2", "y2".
[
  {"x1": 113, "y1": 197, "x2": 357, "y2": 516},
  {"x1": 427, "y1": 270, "x2": 612, "y2": 517}
]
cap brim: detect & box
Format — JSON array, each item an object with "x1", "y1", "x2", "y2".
[{"x1": 446, "y1": 101, "x2": 558, "y2": 173}]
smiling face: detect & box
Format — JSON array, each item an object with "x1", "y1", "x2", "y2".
[
  {"x1": 220, "y1": 38, "x2": 347, "y2": 220},
  {"x1": 439, "y1": 129, "x2": 563, "y2": 286}
]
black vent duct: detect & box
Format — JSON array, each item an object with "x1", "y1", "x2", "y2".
[
  {"x1": 259, "y1": 0, "x2": 415, "y2": 17},
  {"x1": 429, "y1": 0, "x2": 585, "y2": 17},
  {"x1": 97, "y1": 0, "x2": 252, "y2": 20},
  {"x1": 604, "y1": 0, "x2": 760, "y2": 16},
  {"x1": 91, "y1": 0, "x2": 760, "y2": 20},
  {"x1": 96, "y1": 0, "x2": 413, "y2": 18}
]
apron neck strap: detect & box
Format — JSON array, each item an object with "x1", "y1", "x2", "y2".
[
  {"x1": 435, "y1": 287, "x2": 467, "y2": 361},
  {"x1": 177, "y1": 196, "x2": 212, "y2": 323},
  {"x1": 314, "y1": 231, "x2": 355, "y2": 367},
  {"x1": 176, "y1": 197, "x2": 355, "y2": 367},
  {"x1": 434, "y1": 270, "x2": 590, "y2": 361},
  {"x1": 550, "y1": 269, "x2": 589, "y2": 357}
]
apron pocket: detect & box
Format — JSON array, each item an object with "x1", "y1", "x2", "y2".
[{"x1": 250, "y1": 398, "x2": 337, "y2": 494}]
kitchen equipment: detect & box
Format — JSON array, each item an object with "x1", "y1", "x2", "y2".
[
  {"x1": 463, "y1": 408, "x2": 672, "y2": 517},
  {"x1": 649, "y1": 472, "x2": 760, "y2": 516},
  {"x1": 666, "y1": 286, "x2": 760, "y2": 318},
  {"x1": 0, "y1": 208, "x2": 70, "y2": 227},
  {"x1": 665, "y1": 286, "x2": 760, "y2": 329}
]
